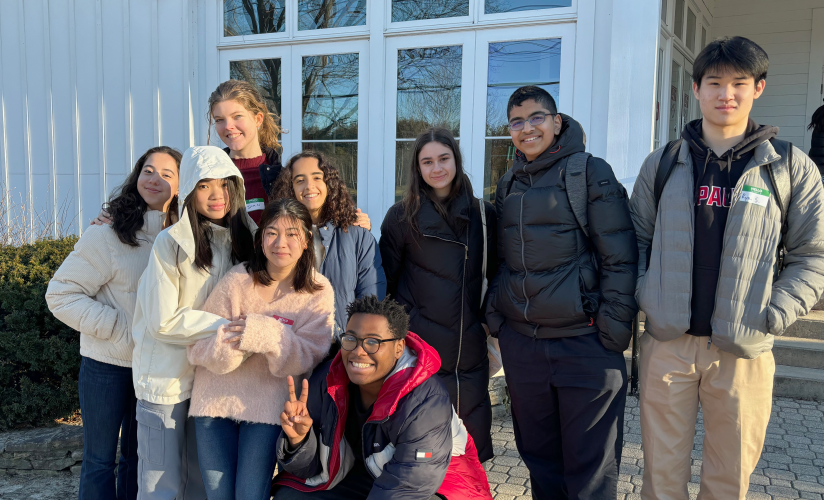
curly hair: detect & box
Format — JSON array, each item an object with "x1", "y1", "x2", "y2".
[
  {"x1": 244, "y1": 198, "x2": 323, "y2": 293},
  {"x1": 207, "y1": 79, "x2": 281, "y2": 152},
  {"x1": 105, "y1": 146, "x2": 181, "y2": 246},
  {"x1": 346, "y1": 295, "x2": 409, "y2": 340},
  {"x1": 271, "y1": 151, "x2": 358, "y2": 231}
]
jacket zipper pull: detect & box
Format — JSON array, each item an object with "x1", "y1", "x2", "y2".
[
  {"x1": 707, "y1": 338, "x2": 712, "y2": 350},
  {"x1": 465, "y1": 246, "x2": 468, "y2": 260}
]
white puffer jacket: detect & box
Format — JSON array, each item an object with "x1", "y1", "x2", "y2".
[{"x1": 132, "y1": 146, "x2": 257, "y2": 404}]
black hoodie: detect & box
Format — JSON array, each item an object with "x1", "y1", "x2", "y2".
[{"x1": 681, "y1": 119, "x2": 778, "y2": 336}]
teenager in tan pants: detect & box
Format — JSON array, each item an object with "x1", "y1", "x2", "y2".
[{"x1": 639, "y1": 334, "x2": 774, "y2": 499}]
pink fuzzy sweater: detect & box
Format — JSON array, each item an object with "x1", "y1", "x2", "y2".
[{"x1": 187, "y1": 264, "x2": 335, "y2": 425}]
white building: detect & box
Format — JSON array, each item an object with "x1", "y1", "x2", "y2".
[{"x1": 0, "y1": 0, "x2": 822, "y2": 236}]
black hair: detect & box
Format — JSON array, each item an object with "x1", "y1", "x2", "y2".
[
  {"x1": 346, "y1": 295, "x2": 409, "y2": 340},
  {"x1": 507, "y1": 86, "x2": 558, "y2": 118},
  {"x1": 181, "y1": 176, "x2": 254, "y2": 272},
  {"x1": 244, "y1": 198, "x2": 322, "y2": 293},
  {"x1": 810, "y1": 101, "x2": 824, "y2": 131},
  {"x1": 402, "y1": 127, "x2": 473, "y2": 235},
  {"x1": 693, "y1": 36, "x2": 769, "y2": 87},
  {"x1": 105, "y1": 146, "x2": 181, "y2": 246}
]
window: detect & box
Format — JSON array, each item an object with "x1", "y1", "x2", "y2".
[
  {"x1": 485, "y1": 0, "x2": 571, "y2": 15},
  {"x1": 661, "y1": 0, "x2": 667, "y2": 22},
  {"x1": 483, "y1": 39, "x2": 560, "y2": 200},
  {"x1": 654, "y1": 45, "x2": 665, "y2": 149},
  {"x1": 229, "y1": 59, "x2": 282, "y2": 133},
  {"x1": 686, "y1": 8, "x2": 696, "y2": 53},
  {"x1": 701, "y1": 26, "x2": 707, "y2": 49},
  {"x1": 394, "y1": 46, "x2": 463, "y2": 201},
  {"x1": 224, "y1": 0, "x2": 285, "y2": 36},
  {"x1": 392, "y1": 0, "x2": 468, "y2": 22},
  {"x1": 669, "y1": 62, "x2": 681, "y2": 141},
  {"x1": 298, "y1": 0, "x2": 366, "y2": 30},
  {"x1": 673, "y1": 0, "x2": 684, "y2": 40},
  {"x1": 301, "y1": 53, "x2": 360, "y2": 202}
]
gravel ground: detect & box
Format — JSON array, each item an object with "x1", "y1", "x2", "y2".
[{"x1": 3, "y1": 395, "x2": 824, "y2": 499}]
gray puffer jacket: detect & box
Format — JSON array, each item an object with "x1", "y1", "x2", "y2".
[{"x1": 630, "y1": 139, "x2": 824, "y2": 359}]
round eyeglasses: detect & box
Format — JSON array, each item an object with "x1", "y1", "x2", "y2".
[
  {"x1": 509, "y1": 112, "x2": 553, "y2": 131},
  {"x1": 340, "y1": 334, "x2": 397, "y2": 354}
]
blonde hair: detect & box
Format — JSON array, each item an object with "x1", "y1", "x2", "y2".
[{"x1": 207, "y1": 79, "x2": 281, "y2": 152}]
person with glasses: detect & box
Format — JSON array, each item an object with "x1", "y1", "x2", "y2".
[
  {"x1": 485, "y1": 86, "x2": 638, "y2": 499},
  {"x1": 271, "y1": 295, "x2": 493, "y2": 500}
]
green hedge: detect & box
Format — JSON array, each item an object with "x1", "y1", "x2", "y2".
[{"x1": 0, "y1": 237, "x2": 80, "y2": 430}]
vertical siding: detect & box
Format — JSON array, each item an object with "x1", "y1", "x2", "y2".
[
  {"x1": 714, "y1": 0, "x2": 824, "y2": 150},
  {"x1": 0, "y1": 0, "x2": 200, "y2": 238}
]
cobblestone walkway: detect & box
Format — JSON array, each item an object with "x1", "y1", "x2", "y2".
[{"x1": 3, "y1": 395, "x2": 824, "y2": 499}]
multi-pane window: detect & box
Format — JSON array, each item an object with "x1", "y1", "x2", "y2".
[
  {"x1": 483, "y1": 39, "x2": 560, "y2": 200},
  {"x1": 299, "y1": 0, "x2": 366, "y2": 30},
  {"x1": 485, "y1": 0, "x2": 571, "y2": 15},
  {"x1": 686, "y1": 8, "x2": 696, "y2": 53},
  {"x1": 394, "y1": 46, "x2": 463, "y2": 201},
  {"x1": 392, "y1": 0, "x2": 469, "y2": 22},
  {"x1": 302, "y1": 53, "x2": 360, "y2": 202},
  {"x1": 673, "y1": 0, "x2": 685, "y2": 40},
  {"x1": 224, "y1": 0, "x2": 285, "y2": 36}
]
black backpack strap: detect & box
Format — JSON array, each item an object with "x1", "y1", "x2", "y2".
[
  {"x1": 565, "y1": 152, "x2": 592, "y2": 238},
  {"x1": 654, "y1": 139, "x2": 683, "y2": 209},
  {"x1": 767, "y1": 139, "x2": 793, "y2": 239}
]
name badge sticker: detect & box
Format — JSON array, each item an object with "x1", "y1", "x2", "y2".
[
  {"x1": 246, "y1": 198, "x2": 265, "y2": 212},
  {"x1": 739, "y1": 185, "x2": 770, "y2": 207}
]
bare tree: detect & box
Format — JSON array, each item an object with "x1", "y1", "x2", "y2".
[{"x1": 224, "y1": 0, "x2": 286, "y2": 36}]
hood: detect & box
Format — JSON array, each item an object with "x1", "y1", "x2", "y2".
[
  {"x1": 168, "y1": 146, "x2": 256, "y2": 260},
  {"x1": 326, "y1": 332, "x2": 442, "y2": 422},
  {"x1": 681, "y1": 119, "x2": 778, "y2": 164},
  {"x1": 514, "y1": 113, "x2": 587, "y2": 177}
]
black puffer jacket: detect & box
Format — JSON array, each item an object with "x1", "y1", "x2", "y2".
[
  {"x1": 486, "y1": 114, "x2": 639, "y2": 352},
  {"x1": 810, "y1": 124, "x2": 824, "y2": 176},
  {"x1": 379, "y1": 187, "x2": 497, "y2": 462}
]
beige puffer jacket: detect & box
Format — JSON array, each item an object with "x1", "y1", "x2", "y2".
[
  {"x1": 46, "y1": 211, "x2": 167, "y2": 367},
  {"x1": 630, "y1": 139, "x2": 824, "y2": 359},
  {"x1": 132, "y1": 146, "x2": 257, "y2": 404}
]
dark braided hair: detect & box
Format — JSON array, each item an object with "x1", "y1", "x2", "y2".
[{"x1": 346, "y1": 296, "x2": 409, "y2": 340}]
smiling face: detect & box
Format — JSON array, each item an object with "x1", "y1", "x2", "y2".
[
  {"x1": 341, "y1": 313, "x2": 404, "y2": 390},
  {"x1": 262, "y1": 215, "x2": 308, "y2": 275},
  {"x1": 137, "y1": 153, "x2": 179, "y2": 212},
  {"x1": 508, "y1": 99, "x2": 563, "y2": 161},
  {"x1": 693, "y1": 69, "x2": 765, "y2": 131},
  {"x1": 194, "y1": 178, "x2": 231, "y2": 222},
  {"x1": 291, "y1": 157, "x2": 328, "y2": 222},
  {"x1": 212, "y1": 99, "x2": 264, "y2": 158},
  {"x1": 417, "y1": 141, "x2": 457, "y2": 200}
]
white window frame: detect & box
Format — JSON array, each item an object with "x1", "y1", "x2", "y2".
[
  {"x1": 218, "y1": 0, "x2": 292, "y2": 46},
  {"x1": 469, "y1": 23, "x2": 576, "y2": 198},
  {"x1": 382, "y1": 31, "x2": 477, "y2": 211},
  {"x1": 477, "y1": 0, "x2": 576, "y2": 24},
  {"x1": 386, "y1": 0, "x2": 474, "y2": 32}
]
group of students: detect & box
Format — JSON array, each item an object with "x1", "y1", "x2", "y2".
[{"x1": 44, "y1": 34, "x2": 824, "y2": 500}]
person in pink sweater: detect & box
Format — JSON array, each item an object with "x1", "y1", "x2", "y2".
[{"x1": 187, "y1": 197, "x2": 335, "y2": 500}]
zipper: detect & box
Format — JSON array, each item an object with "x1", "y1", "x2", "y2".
[
  {"x1": 422, "y1": 232, "x2": 468, "y2": 415},
  {"x1": 519, "y1": 173, "x2": 533, "y2": 326}
]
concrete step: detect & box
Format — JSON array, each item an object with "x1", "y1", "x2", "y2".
[
  {"x1": 773, "y1": 337, "x2": 824, "y2": 370},
  {"x1": 774, "y1": 365, "x2": 824, "y2": 401},
  {"x1": 783, "y1": 310, "x2": 824, "y2": 340}
]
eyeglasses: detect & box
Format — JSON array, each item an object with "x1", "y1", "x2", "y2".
[
  {"x1": 509, "y1": 112, "x2": 553, "y2": 131},
  {"x1": 340, "y1": 334, "x2": 397, "y2": 354}
]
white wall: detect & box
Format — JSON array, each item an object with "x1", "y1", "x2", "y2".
[
  {"x1": 0, "y1": 0, "x2": 204, "y2": 237},
  {"x1": 713, "y1": 0, "x2": 824, "y2": 150}
]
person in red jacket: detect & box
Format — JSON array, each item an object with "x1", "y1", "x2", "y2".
[{"x1": 272, "y1": 295, "x2": 492, "y2": 500}]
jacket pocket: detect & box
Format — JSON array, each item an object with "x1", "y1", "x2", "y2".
[{"x1": 136, "y1": 402, "x2": 165, "y2": 465}]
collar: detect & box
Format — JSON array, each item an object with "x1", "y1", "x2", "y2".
[
  {"x1": 416, "y1": 187, "x2": 471, "y2": 241},
  {"x1": 143, "y1": 210, "x2": 167, "y2": 237}
]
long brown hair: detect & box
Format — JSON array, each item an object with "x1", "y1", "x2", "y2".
[
  {"x1": 271, "y1": 151, "x2": 358, "y2": 232},
  {"x1": 402, "y1": 127, "x2": 473, "y2": 235},
  {"x1": 207, "y1": 79, "x2": 281, "y2": 152},
  {"x1": 105, "y1": 146, "x2": 181, "y2": 246},
  {"x1": 181, "y1": 176, "x2": 254, "y2": 272},
  {"x1": 244, "y1": 198, "x2": 323, "y2": 294}
]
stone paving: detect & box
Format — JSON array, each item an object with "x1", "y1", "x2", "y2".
[{"x1": 3, "y1": 395, "x2": 824, "y2": 499}]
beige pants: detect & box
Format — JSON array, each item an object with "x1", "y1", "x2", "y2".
[{"x1": 639, "y1": 333, "x2": 774, "y2": 500}]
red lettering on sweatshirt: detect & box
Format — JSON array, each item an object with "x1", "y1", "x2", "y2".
[{"x1": 696, "y1": 186, "x2": 732, "y2": 208}]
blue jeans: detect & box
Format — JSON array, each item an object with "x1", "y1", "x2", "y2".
[
  {"x1": 78, "y1": 356, "x2": 139, "y2": 500},
  {"x1": 194, "y1": 417, "x2": 281, "y2": 500}
]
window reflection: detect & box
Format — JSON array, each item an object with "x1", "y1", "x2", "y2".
[
  {"x1": 392, "y1": 0, "x2": 468, "y2": 22},
  {"x1": 485, "y1": 0, "x2": 571, "y2": 14},
  {"x1": 686, "y1": 8, "x2": 696, "y2": 52},
  {"x1": 302, "y1": 53, "x2": 359, "y2": 203},
  {"x1": 230, "y1": 59, "x2": 282, "y2": 125},
  {"x1": 224, "y1": 0, "x2": 285, "y2": 36},
  {"x1": 299, "y1": 0, "x2": 366, "y2": 30},
  {"x1": 483, "y1": 39, "x2": 560, "y2": 201},
  {"x1": 395, "y1": 45, "x2": 463, "y2": 201}
]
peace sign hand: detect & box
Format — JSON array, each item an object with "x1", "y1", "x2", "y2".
[{"x1": 280, "y1": 376, "x2": 313, "y2": 448}]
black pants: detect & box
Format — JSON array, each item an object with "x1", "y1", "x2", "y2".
[{"x1": 499, "y1": 326, "x2": 627, "y2": 500}]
